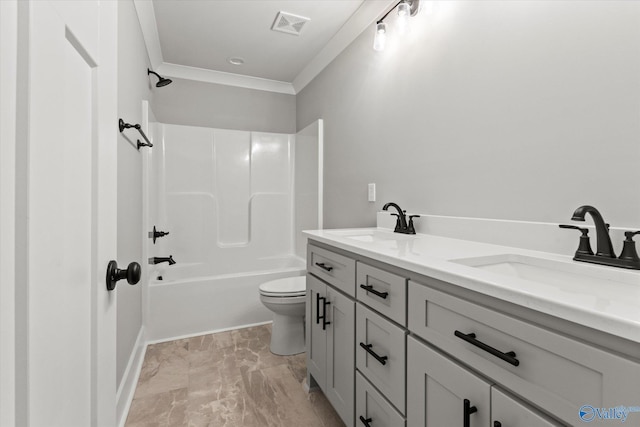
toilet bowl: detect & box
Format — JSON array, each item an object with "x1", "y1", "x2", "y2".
[{"x1": 259, "y1": 276, "x2": 306, "y2": 356}]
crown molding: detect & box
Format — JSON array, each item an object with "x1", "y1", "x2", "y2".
[
  {"x1": 157, "y1": 63, "x2": 296, "y2": 95},
  {"x1": 292, "y1": 0, "x2": 395, "y2": 93},
  {"x1": 134, "y1": 0, "x2": 394, "y2": 95},
  {"x1": 133, "y1": 0, "x2": 163, "y2": 69}
]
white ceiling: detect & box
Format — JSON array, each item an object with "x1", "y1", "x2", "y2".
[{"x1": 135, "y1": 0, "x2": 395, "y2": 94}]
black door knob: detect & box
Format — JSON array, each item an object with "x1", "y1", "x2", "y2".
[{"x1": 106, "y1": 260, "x2": 141, "y2": 291}]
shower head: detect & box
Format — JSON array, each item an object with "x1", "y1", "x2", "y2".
[{"x1": 147, "y1": 69, "x2": 173, "y2": 88}]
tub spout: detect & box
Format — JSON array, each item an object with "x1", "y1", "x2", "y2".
[{"x1": 149, "y1": 255, "x2": 176, "y2": 265}]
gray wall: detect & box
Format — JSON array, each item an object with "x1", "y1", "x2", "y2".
[
  {"x1": 116, "y1": 0, "x2": 152, "y2": 389},
  {"x1": 297, "y1": 1, "x2": 640, "y2": 229},
  {"x1": 152, "y1": 78, "x2": 296, "y2": 133}
]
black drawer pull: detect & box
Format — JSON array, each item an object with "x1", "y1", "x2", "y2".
[
  {"x1": 454, "y1": 330, "x2": 520, "y2": 367},
  {"x1": 359, "y1": 342, "x2": 388, "y2": 365},
  {"x1": 463, "y1": 399, "x2": 478, "y2": 427},
  {"x1": 359, "y1": 416, "x2": 373, "y2": 427},
  {"x1": 315, "y1": 262, "x2": 333, "y2": 272},
  {"x1": 494, "y1": 422, "x2": 502, "y2": 427},
  {"x1": 359, "y1": 284, "x2": 389, "y2": 299}
]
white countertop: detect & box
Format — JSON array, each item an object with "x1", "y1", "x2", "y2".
[{"x1": 303, "y1": 228, "x2": 640, "y2": 344}]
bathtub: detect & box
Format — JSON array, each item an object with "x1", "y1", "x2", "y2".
[{"x1": 146, "y1": 255, "x2": 306, "y2": 342}]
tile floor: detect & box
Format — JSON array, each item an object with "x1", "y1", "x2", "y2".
[{"x1": 125, "y1": 324, "x2": 345, "y2": 427}]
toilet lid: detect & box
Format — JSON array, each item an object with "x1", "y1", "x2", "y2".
[{"x1": 259, "y1": 276, "x2": 306, "y2": 297}]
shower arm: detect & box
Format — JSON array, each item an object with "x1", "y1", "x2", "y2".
[{"x1": 119, "y1": 118, "x2": 154, "y2": 150}]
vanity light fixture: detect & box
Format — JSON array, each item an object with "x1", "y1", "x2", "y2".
[
  {"x1": 373, "y1": 22, "x2": 387, "y2": 51},
  {"x1": 373, "y1": 0, "x2": 420, "y2": 51},
  {"x1": 397, "y1": 1, "x2": 411, "y2": 34}
]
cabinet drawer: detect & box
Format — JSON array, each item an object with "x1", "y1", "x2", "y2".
[
  {"x1": 356, "y1": 262, "x2": 407, "y2": 326},
  {"x1": 308, "y1": 244, "x2": 356, "y2": 297},
  {"x1": 408, "y1": 281, "x2": 640, "y2": 425},
  {"x1": 356, "y1": 303, "x2": 406, "y2": 414},
  {"x1": 356, "y1": 372, "x2": 405, "y2": 427}
]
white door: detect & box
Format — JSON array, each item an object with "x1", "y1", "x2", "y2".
[{"x1": 22, "y1": 1, "x2": 117, "y2": 425}]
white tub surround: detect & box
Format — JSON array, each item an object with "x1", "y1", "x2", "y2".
[
  {"x1": 145, "y1": 121, "x2": 322, "y2": 342},
  {"x1": 303, "y1": 228, "x2": 640, "y2": 344}
]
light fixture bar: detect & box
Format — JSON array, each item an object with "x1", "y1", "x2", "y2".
[
  {"x1": 373, "y1": 0, "x2": 420, "y2": 51},
  {"x1": 376, "y1": 0, "x2": 420, "y2": 25}
]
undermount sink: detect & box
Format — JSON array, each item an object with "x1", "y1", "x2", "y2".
[
  {"x1": 325, "y1": 229, "x2": 416, "y2": 242},
  {"x1": 452, "y1": 253, "x2": 637, "y2": 288}
]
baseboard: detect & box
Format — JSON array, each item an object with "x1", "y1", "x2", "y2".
[
  {"x1": 145, "y1": 320, "x2": 273, "y2": 345},
  {"x1": 116, "y1": 326, "x2": 147, "y2": 427}
]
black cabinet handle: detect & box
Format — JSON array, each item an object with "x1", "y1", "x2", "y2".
[
  {"x1": 322, "y1": 299, "x2": 331, "y2": 330},
  {"x1": 359, "y1": 416, "x2": 373, "y2": 427},
  {"x1": 317, "y1": 295, "x2": 330, "y2": 330},
  {"x1": 316, "y1": 294, "x2": 322, "y2": 325},
  {"x1": 463, "y1": 399, "x2": 478, "y2": 427},
  {"x1": 494, "y1": 422, "x2": 502, "y2": 427},
  {"x1": 454, "y1": 330, "x2": 520, "y2": 367},
  {"x1": 359, "y1": 342, "x2": 388, "y2": 365},
  {"x1": 315, "y1": 262, "x2": 333, "y2": 272},
  {"x1": 359, "y1": 284, "x2": 389, "y2": 299}
]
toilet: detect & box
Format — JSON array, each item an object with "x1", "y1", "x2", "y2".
[{"x1": 259, "y1": 276, "x2": 306, "y2": 356}]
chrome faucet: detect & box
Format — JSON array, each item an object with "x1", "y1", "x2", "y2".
[
  {"x1": 382, "y1": 202, "x2": 419, "y2": 234},
  {"x1": 560, "y1": 205, "x2": 640, "y2": 270},
  {"x1": 149, "y1": 255, "x2": 176, "y2": 265}
]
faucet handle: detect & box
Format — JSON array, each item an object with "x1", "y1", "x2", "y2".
[
  {"x1": 390, "y1": 213, "x2": 402, "y2": 232},
  {"x1": 559, "y1": 224, "x2": 589, "y2": 235},
  {"x1": 559, "y1": 224, "x2": 593, "y2": 256},
  {"x1": 619, "y1": 231, "x2": 640, "y2": 262},
  {"x1": 407, "y1": 215, "x2": 420, "y2": 234}
]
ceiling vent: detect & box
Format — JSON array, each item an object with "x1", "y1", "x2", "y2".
[{"x1": 271, "y1": 11, "x2": 310, "y2": 36}]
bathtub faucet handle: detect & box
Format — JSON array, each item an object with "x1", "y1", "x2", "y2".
[{"x1": 150, "y1": 226, "x2": 170, "y2": 244}]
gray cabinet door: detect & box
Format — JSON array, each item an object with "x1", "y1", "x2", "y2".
[
  {"x1": 407, "y1": 336, "x2": 491, "y2": 427},
  {"x1": 492, "y1": 387, "x2": 565, "y2": 427},
  {"x1": 326, "y1": 287, "x2": 356, "y2": 427},
  {"x1": 306, "y1": 273, "x2": 327, "y2": 391}
]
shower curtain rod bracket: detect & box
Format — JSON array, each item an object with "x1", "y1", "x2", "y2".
[{"x1": 119, "y1": 118, "x2": 153, "y2": 149}]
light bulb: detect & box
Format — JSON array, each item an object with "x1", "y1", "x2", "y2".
[
  {"x1": 373, "y1": 22, "x2": 387, "y2": 51},
  {"x1": 397, "y1": 1, "x2": 411, "y2": 35}
]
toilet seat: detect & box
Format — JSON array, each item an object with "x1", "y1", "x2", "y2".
[{"x1": 259, "y1": 276, "x2": 306, "y2": 297}]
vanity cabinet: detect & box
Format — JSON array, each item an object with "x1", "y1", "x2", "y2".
[
  {"x1": 306, "y1": 245, "x2": 356, "y2": 427},
  {"x1": 306, "y1": 238, "x2": 640, "y2": 427}
]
